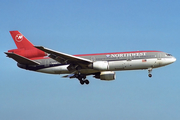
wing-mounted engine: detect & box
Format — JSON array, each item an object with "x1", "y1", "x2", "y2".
[
  {"x1": 94, "y1": 71, "x2": 116, "y2": 81},
  {"x1": 88, "y1": 61, "x2": 109, "y2": 70}
]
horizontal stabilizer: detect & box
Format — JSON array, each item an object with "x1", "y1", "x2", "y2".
[{"x1": 5, "y1": 52, "x2": 40, "y2": 65}]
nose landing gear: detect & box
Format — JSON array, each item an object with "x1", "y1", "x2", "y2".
[
  {"x1": 148, "y1": 68, "x2": 152, "y2": 78},
  {"x1": 148, "y1": 74, "x2": 152, "y2": 77}
]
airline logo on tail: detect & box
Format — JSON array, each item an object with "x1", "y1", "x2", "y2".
[
  {"x1": 7, "y1": 31, "x2": 47, "y2": 58},
  {"x1": 15, "y1": 34, "x2": 23, "y2": 42}
]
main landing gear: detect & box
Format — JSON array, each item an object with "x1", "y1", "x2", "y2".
[
  {"x1": 75, "y1": 74, "x2": 90, "y2": 85},
  {"x1": 148, "y1": 68, "x2": 152, "y2": 78},
  {"x1": 79, "y1": 79, "x2": 89, "y2": 85}
]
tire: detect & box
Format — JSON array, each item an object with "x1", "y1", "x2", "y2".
[
  {"x1": 85, "y1": 80, "x2": 89, "y2": 84},
  {"x1": 80, "y1": 80, "x2": 84, "y2": 85},
  {"x1": 148, "y1": 74, "x2": 152, "y2": 78}
]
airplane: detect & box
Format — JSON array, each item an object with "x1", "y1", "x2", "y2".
[{"x1": 5, "y1": 31, "x2": 176, "y2": 85}]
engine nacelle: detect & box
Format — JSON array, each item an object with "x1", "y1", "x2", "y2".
[
  {"x1": 89, "y1": 61, "x2": 109, "y2": 70},
  {"x1": 94, "y1": 71, "x2": 116, "y2": 81},
  {"x1": 100, "y1": 71, "x2": 116, "y2": 81}
]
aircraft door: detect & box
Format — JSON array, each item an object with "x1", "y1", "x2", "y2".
[
  {"x1": 154, "y1": 53, "x2": 161, "y2": 67},
  {"x1": 157, "y1": 53, "x2": 161, "y2": 60}
]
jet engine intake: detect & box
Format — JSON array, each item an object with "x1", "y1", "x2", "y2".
[{"x1": 94, "y1": 71, "x2": 116, "y2": 81}]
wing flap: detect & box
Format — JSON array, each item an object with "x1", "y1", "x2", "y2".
[
  {"x1": 5, "y1": 52, "x2": 40, "y2": 65},
  {"x1": 34, "y1": 46, "x2": 92, "y2": 65}
]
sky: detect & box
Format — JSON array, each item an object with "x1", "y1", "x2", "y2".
[{"x1": 0, "y1": 0, "x2": 180, "y2": 120}]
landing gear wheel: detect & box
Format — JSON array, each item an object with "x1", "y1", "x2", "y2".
[
  {"x1": 76, "y1": 73, "x2": 89, "y2": 85},
  {"x1": 80, "y1": 80, "x2": 84, "y2": 85},
  {"x1": 84, "y1": 80, "x2": 89, "y2": 84},
  {"x1": 148, "y1": 68, "x2": 153, "y2": 78},
  {"x1": 148, "y1": 74, "x2": 152, "y2": 78}
]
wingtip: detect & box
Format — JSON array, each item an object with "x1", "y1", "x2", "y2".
[
  {"x1": 4, "y1": 52, "x2": 12, "y2": 55},
  {"x1": 4, "y1": 52, "x2": 14, "y2": 58},
  {"x1": 4, "y1": 52, "x2": 9, "y2": 57}
]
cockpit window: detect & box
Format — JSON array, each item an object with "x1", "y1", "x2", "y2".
[{"x1": 166, "y1": 54, "x2": 172, "y2": 56}]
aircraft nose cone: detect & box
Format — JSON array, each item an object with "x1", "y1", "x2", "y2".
[
  {"x1": 172, "y1": 57, "x2": 176, "y2": 63},
  {"x1": 168, "y1": 57, "x2": 176, "y2": 64},
  {"x1": 162, "y1": 57, "x2": 176, "y2": 66}
]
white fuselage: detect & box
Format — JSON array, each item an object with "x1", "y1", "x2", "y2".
[{"x1": 35, "y1": 56, "x2": 176, "y2": 74}]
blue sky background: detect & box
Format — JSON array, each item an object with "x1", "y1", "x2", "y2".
[{"x1": 0, "y1": 0, "x2": 180, "y2": 120}]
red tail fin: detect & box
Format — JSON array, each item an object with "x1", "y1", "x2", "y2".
[
  {"x1": 10, "y1": 31, "x2": 34, "y2": 49},
  {"x1": 8, "y1": 31, "x2": 47, "y2": 59}
]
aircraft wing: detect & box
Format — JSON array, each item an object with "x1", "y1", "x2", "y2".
[
  {"x1": 35, "y1": 46, "x2": 92, "y2": 67},
  {"x1": 5, "y1": 52, "x2": 40, "y2": 65}
]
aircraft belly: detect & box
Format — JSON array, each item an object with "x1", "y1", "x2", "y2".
[
  {"x1": 37, "y1": 65, "x2": 70, "y2": 74},
  {"x1": 80, "y1": 69, "x2": 99, "y2": 74},
  {"x1": 36, "y1": 59, "x2": 162, "y2": 74},
  {"x1": 108, "y1": 59, "x2": 158, "y2": 70},
  {"x1": 122, "y1": 60, "x2": 146, "y2": 70},
  {"x1": 36, "y1": 65, "x2": 99, "y2": 75},
  {"x1": 125, "y1": 59, "x2": 157, "y2": 70},
  {"x1": 108, "y1": 61, "x2": 124, "y2": 70}
]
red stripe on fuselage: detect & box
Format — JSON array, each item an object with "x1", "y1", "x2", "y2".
[
  {"x1": 30, "y1": 50, "x2": 161, "y2": 60},
  {"x1": 74, "y1": 51, "x2": 161, "y2": 57}
]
